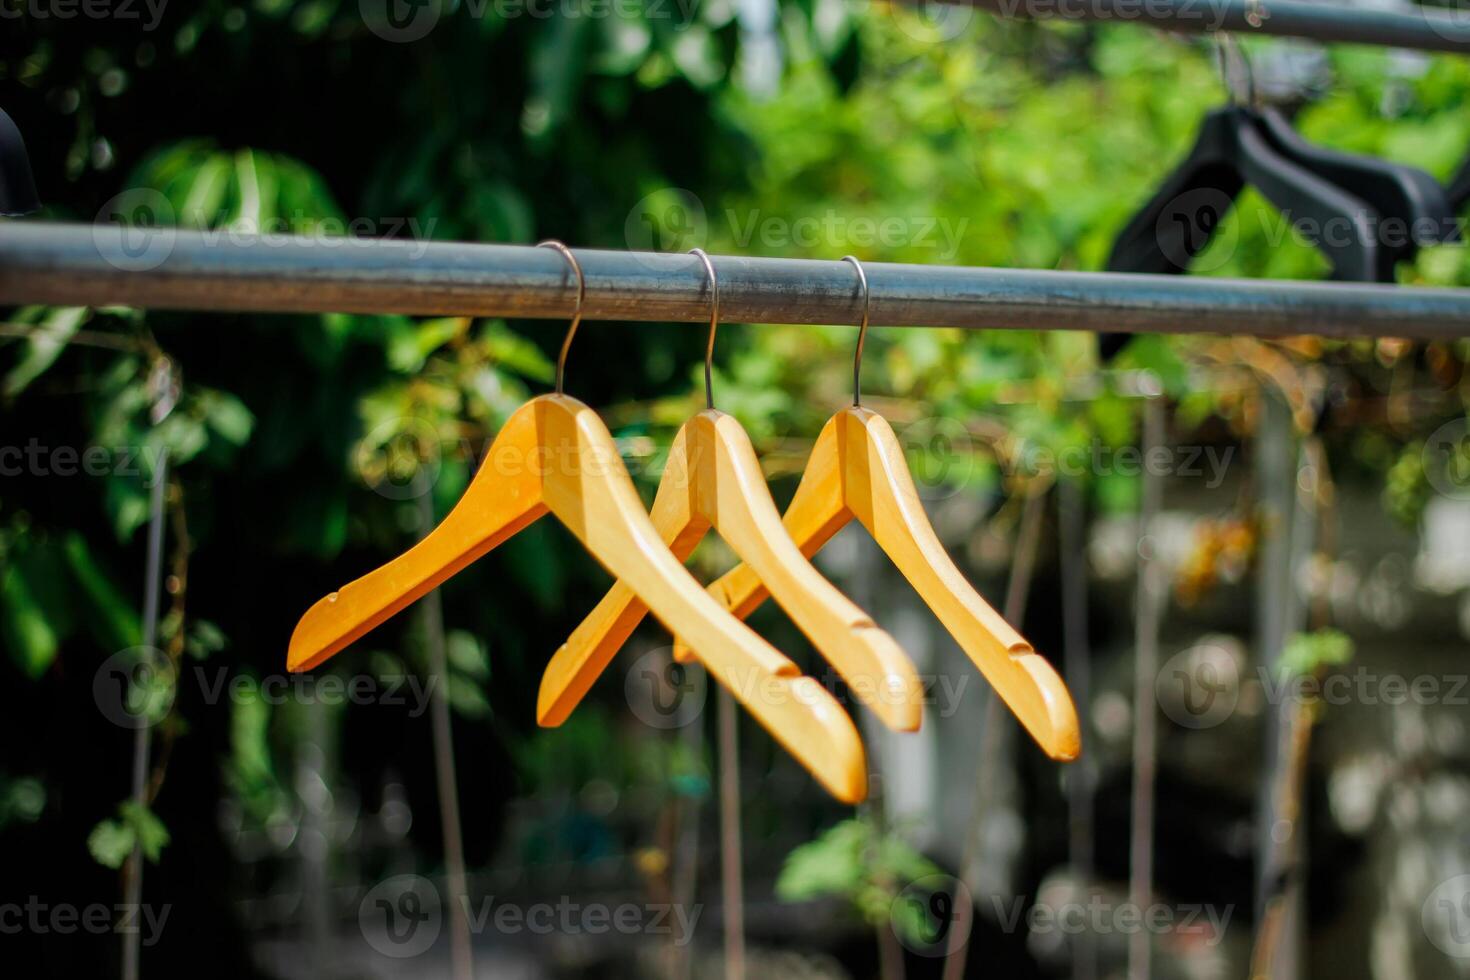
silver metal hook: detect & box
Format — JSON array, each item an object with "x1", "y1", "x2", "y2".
[
  {"x1": 538, "y1": 240, "x2": 585, "y2": 396},
  {"x1": 1213, "y1": 32, "x2": 1257, "y2": 107},
  {"x1": 690, "y1": 248, "x2": 719, "y2": 410},
  {"x1": 842, "y1": 255, "x2": 870, "y2": 408}
]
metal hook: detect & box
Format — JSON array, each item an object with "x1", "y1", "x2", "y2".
[
  {"x1": 1213, "y1": 32, "x2": 1257, "y2": 107},
  {"x1": 842, "y1": 255, "x2": 870, "y2": 408},
  {"x1": 690, "y1": 248, "x2": 719, "y2": 410},
  {"x1": 538, "y1": 240, "x2": 585, "y2": 396}
]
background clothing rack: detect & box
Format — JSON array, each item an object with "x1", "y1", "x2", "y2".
[
  {"x1": 2, "y1": 222, "x2": 1470, "y2": 340},
  {"x1": 942, "y1": 0, "x2": 1470, "y2": 54}
]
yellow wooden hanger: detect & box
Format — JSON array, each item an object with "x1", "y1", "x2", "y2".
[
  {"x1": 288, "y1": 243, "x2": 867, "y2": 802},
  {"x1": 538, "y1": 250, "x2": 925, "y2": 735},
  {"x1": 672, "y1": 257, "x2": 1080, "y2": 762}
]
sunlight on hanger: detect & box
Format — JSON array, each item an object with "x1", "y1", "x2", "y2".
[
  {"x1": 672, "y1": 257, "x2": 1081, "y2": 761},
  {"x1": 287, "y1": 242, "x2": 867, "y2": 802},
  {"x1": 538, "y1": 249, "x2": 925, "y2": 734}
]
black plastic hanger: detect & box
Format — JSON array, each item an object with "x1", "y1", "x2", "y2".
[
  {"x1": 1108, "y1": 105, "x2": 1381, "y2": 279},
  {"x1": 1251, "y1": 105, "x2": 1459, "y2": 277},
  {"x1": 0, "y1": 108, "x2": 40, "y2": 217},
  {"x1": 1101, "y1": 105, "x2": 1382, "y2": 359}
]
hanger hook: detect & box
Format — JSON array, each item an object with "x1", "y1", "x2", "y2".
[
  {"x1": 1213, "y1": 32, "x2": 1257, "y2": 107},
  {"x1": 690, "y1": 248, "x2": 719, "y2": 410},
  {"x1": 538, "y1": 240, "x2": 585, "y2": 396},
  {"x1": 842, "y1": 255, "x2": 870, "y2": 408}
]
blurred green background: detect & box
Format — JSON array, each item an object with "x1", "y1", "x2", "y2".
[{"x1": 5, "y1": 2, "x2": 1470, "y2": 977}]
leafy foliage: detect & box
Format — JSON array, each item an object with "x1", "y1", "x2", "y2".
[
  {"x1": 777, "y1": 815, "x2": 941, "y2": 932},
  {"x1": 2, "y1": 6, "x2": 1470, "y2": 966},
  {"x1": 87, "y1": 800, "x2": 171, "y2": 868},
  {"x1": 1277, "y1": 627, "x2": 1356, "y2": 682}
]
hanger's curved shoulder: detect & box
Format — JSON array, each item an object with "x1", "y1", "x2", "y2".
[
  {"x1": 671, "y1": 411, "x2": 852, "y2": 665},
  {"x1": 846, "y1": 408, "x2": 1081, "y2": 761},
  {"x1": 288, "y1": 397, "x2": 549, "y2": 673},
  {"x1": 694, "y1": 410, "x2": 924, "y2": 732}
]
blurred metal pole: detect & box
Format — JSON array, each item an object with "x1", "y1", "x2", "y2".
[
  {"x1": 298, "y1": 719, "x2": 332, "y2": 972},
  {"x1": 939, "y1": 0, "x2": 1470, "y2": 54},
  {"x1": 416, "y1": 483, "x2": 473, "y2": 980},
  {"x1": 1059, "y1": 477, "x2": 1097, "y2": 980},
  {"x1": 6, "y1": 224, "x2": 1470, "y2": 341},
  {"x1": 670, "y1": 712, "x2": 703, "y2": 980},
  {"x1": 718, "y1": 688, "x2": 745, "y2": 980},
  {"x1": 121, "y1": 447, "x2": 167, "y2": 980},
  {"x1": 1128, "y1": 394, "x2": 1166, "y2": 980},
  {"x1": 1252, "y1": 391, "x2": 1304, "y2": 980}
]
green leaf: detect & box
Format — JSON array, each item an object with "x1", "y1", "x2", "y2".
[
  {"x1": 121, "y1": 800, "x2": 170, "y2": 862},
  {"x1": 446, "y1": 630, "x2": 491, "y2": 680},
  {"x1": 0, "y1": 562, "x2": 60, "y2": 678},
  {"x1": 0, "y1": 775, "x2": 46, "y2": 828},
  {"x1": 524, "y1": 12, "x2": 593, "y2": 140},
  {"x1": 105, "y1": 478, "x2": 151, "y2": 542},
  {"x1": 1278, "y1": 628, "x2": 1356, "y2": 681},
  {"x1": 388, "y1": 317, "x2": 468, "y2": 374},
  {"x1": 482, "y1": 321, "x2": 555, "y2": 383},
  {"x1": 1116, "y1": 334, "x2": 1189, "y2": 394},
  {"x1": 2, "y1": 307, "x2": 89, "y2": 398},
  {"x1": 87, "y1": 818, "x2": 135, "y2": 869},
  {"x1": 446, "y1": 674, "x2": 492, "y2": 720},
  {"x1": 776, "y1": 818, "x2": 869, "y2": 901},
  {"x1": 63, "y1": 532, "x2": 143, "y2": 650},
  {"x1": 151, "y1": 412, "x2": 209, "y2": 468},
  {"x1": 201, "y1": 391, "x2": 256, "y2": 446},
  {"x1": 186, "y1": 619, "x2": 228, "y2": 660},
  {"x1": 89, "y1": 801, "x2": 171, "y2": 868}
]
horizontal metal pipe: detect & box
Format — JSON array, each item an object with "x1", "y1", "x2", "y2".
[
  {"x1": 2, "y1": 222, "x2": 1469, "y2": 340},
  {"x1": 948, "y1": 0, "x2": 1470, "y2": 53}
]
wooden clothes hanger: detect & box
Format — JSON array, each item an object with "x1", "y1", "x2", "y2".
[
  {"x1": 538, "y1": 249, "x2": 925, "y2": 735},
  {"x1": 288, "y1": 242, "x2": 868, "y2": 803},
  {"x1": 672, "y1": 257, "x2": 1080, "y2": 762}
]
